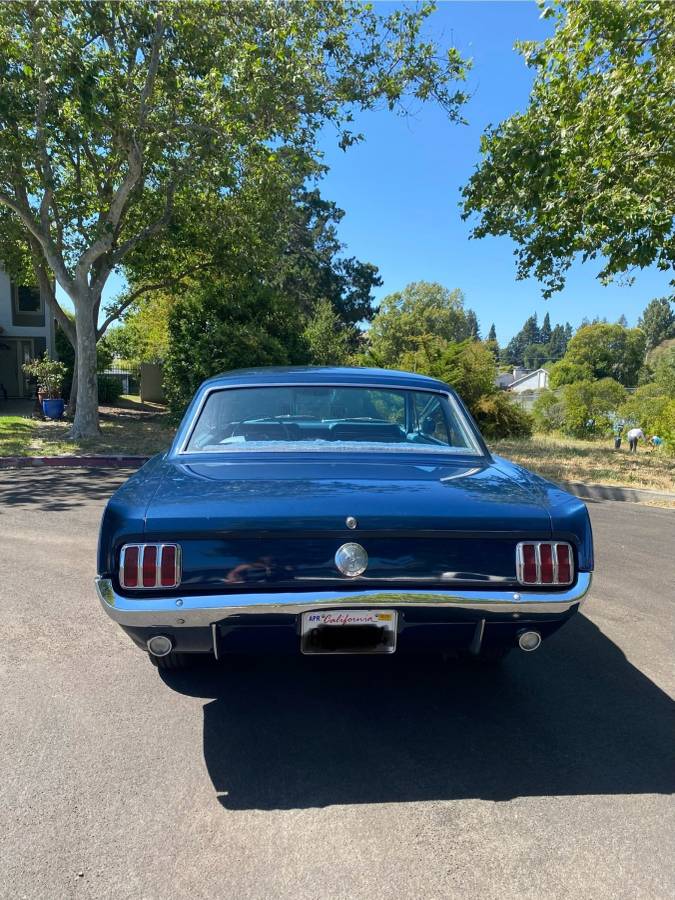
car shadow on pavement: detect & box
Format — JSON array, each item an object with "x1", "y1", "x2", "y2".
[{"x1": 162, "y1": 612, "x2": 675, "y2": 810}]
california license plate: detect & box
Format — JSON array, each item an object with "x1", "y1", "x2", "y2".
[{"x1": 300, "y1": 609, "x2": 398, "y2": 654}]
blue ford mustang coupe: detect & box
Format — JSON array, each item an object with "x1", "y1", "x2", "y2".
[{"x1": 96, "y1": 366, "x2": 593, "y2": 669}]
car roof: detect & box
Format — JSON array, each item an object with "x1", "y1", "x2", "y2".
[{"x1": 200, "y1": 366, "x2": 453, "y2": 393}]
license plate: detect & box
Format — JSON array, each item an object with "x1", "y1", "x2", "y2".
[{"x1": 300, "y1": 609, "x2": 398, "y2": 655}]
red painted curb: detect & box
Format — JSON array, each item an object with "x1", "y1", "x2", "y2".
[{"x1": 0, "y1": 455, "x2": 150, "y2": 469}]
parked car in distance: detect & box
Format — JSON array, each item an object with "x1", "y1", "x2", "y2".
[{"x1": 96, "y1": 367, "x2": 593, "y2": 670}]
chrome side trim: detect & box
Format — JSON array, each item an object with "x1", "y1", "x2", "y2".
[{"x1": 95, "y1": 573, "x2": 592, "y2": 628}]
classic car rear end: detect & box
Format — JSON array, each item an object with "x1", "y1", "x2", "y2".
[{"x1": 96, "y1": 367, "x2": 593, "y2": 669}]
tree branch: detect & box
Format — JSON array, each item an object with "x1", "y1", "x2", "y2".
[{"x1": 73, "y1": 13, "x2": 166, "y2": 288}]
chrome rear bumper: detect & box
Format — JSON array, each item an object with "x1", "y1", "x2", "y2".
[{"x1": 95, "y1": 573, "x2": 592, "y2": 628}]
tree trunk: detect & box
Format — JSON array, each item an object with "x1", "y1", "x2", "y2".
[
  {"x1": 69, "y1": 296, "x2": 100, "y2": 439},
  {"x1": 67, "y1": 351, "x2": 78, "y2": 418}
]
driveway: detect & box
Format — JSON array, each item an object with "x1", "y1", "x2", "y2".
[{"x1": 1, "y1": 469, "x2": 673, "y2": 900}]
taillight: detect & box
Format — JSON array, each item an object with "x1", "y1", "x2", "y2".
[
  {"x1": 516, "y1": 542, "x2": 574, "y2": 586},
  {"x1": 120, "y1": 544, "x2": 181, "y2": 589}
]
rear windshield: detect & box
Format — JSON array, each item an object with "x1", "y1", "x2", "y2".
[{"x1": 183, "y1": 385, "x2": 483, "y2": 455}]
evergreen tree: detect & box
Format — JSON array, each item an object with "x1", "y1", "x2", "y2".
[
  {"x1": 521, "y1": 313, "x2": 540, "y2": 346},
  {"x1": 465, "y1": 310, "x2": 480, "y2": 340},
  {"x1": 487, "y1": 323, "x2": 497, "y2": 342},
  {"x1": 549, "y1": 324, "x2": 568, "y2": 360},
  {"x1": 540, "y1": 312, "x2": 552, "y2": 343}
]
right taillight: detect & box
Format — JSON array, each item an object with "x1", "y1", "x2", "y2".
[
  {"x1": 516, "y1": 542, "x2": 574, "y2": 586},
  {"x1": 119, "y1": 543, "x2": 181, "y2": 589}
]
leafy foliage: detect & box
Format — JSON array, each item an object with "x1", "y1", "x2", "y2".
[
  {"x1": 462, "y1": 0, "x2": 675, "y2": 296},
  {"x1": 638, "y1": 297, "x2": 675, "y2": 351},
  {"x1": 561, "y1": 323, "x2": 646, "y2": 386},
  {"x1": 0, "y1": 2, "x2": 469, "y2": 436},
  {"x1": 560, "y1": 379, "x2": 627, "y2": 438},
  {"x1": 472, "y1": 392, "x2": 533, "y2": 439},
  {"x1": 303, "y1": 299, "x2": 353, "y2": 367},
  {"x1": 366, "y1": 282, "x2": 478, "y2": 366},
  {"x1": 163, "y1": 276, "x2": 310, "y2": 417}
]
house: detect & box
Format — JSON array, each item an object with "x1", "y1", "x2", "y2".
[
  {"x1": 0, "y1": 263, "x2": 56, "y2": 399},
  {"x1": 507, "y1": 367, "x2": 550, "y2": 394},
  {"x1": 495, "y1": 365, "x2": 529, "y2": 389}
]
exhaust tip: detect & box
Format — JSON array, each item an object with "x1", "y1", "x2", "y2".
[
  {"x1": 518, "y1": 630, "x2": 542, "y2": 652},
  {"x1": 147, "y1": 635, "x2": 173, "y2": 657}
]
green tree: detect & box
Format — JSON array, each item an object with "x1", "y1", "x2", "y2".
[
  {"x1": 465, "y1": 310, "x2": 481, "y2": 340},
  {"x1": 303, "y1": 299, "x2": 352, "y2": 367},
  {"x1": 540, "y1": 312, "x2": 552, "y2": 344},
  {"x1": 563, "y1": 323, "x2": 646, "y2": 386},
  {"x1": 164, "y1": 276, "x2": 309, "y2": 417},
  {"x1": 548, "y1": 323, "x2": 569, "y2": 361},
  {"x1": 462, "y1": 0, "x2": 675, "y2": 296},
  {"x1": 487, "y1": 323, "x2": 497, "y2": 342},
  {"x1": 548, "y1": 359, "x2": 593, "y2": 389},
  {"x1": 638, "y1": 297, "x2": 675, "y2": 351},
  {"x1": 532, "y1": 390, "x2": 566, "y2": 432},
  {"x1": 561, "y1": 378, "x2": 627, "y2": 437},
  {"x1": 652, "y1": 347, "x2": 675, "y2": 396},
  {"x1": 367, "y1": 282, "x2": 474, "y2": 367},
  {"x1": 0, "y1": 2, "x2": 469, "y2": 437}
]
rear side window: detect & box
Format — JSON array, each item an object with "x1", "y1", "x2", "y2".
[{"x1": 184, "y1": 384, "x2": 482, "y2": 455}]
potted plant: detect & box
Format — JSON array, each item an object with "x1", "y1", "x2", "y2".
[{"x1": 22, "y1": 353, "x2": 68, "y2": 420}]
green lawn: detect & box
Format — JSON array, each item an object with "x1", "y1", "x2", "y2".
[
  {"x1": 0, "y1": 397, "x2": 175, "y2": 458},
  {"x1": 491, "y1": 433, "x2": 675, "y2": 493},
  {"x1": 0, "y1": 416, "x2": 37, "y2": 456}
]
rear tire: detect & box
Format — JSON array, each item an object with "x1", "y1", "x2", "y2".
[{"x1": 148, "y1": 651, "x2": 196, "y2": 670}]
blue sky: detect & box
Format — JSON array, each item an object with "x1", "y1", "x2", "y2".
[
  {"x1": 315, "y1": 0, "x2": 672, "y2": 342},
  {"x1": 75, "y1": 1, "x2": 672, "y2": 343}
]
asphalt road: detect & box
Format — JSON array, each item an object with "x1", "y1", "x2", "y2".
[{"x1": 1, "y1": 469, "x2": 673, "y2": 900}]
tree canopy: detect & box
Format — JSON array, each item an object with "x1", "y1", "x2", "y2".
[
  {"x1": 0, "y1": 1, "x2": 469, "y2": 436},
  {"x1": 638, "y1": 296, "x2": 675, "y2": 351},
  {"x1": 462, "y1": 0, "x2": 675, "y2": 297},
  {"x1": 551, "y1": 322, "x2": 646, "y2": 387},
  {"x1": 366, "y1": 282, "x2": 478, "y2": 367}
]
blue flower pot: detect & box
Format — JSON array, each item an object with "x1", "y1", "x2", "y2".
[{"x1": 42, "y1": 397, "x2": 65, "y2": 420}]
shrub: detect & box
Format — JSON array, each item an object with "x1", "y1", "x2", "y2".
[
  {"x1": 619, "y1": 385, "x2": 674, "y2": 451},
  {"x1": 560, "y1": 378, "x2": 626, "y2": 437},
  {"x1": 472, "y1": 391, "x2": 533, "y2": 439},
  {"x1": 97, "y1": 374, "x2": 124, "y2": 404},
  {"x1": 532, "y1": 390, "x2": 566, "y2": 432}
]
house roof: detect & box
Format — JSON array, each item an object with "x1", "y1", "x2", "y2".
[{"x1": 507, "y1": 368, "x2": 549, "y2": 389}]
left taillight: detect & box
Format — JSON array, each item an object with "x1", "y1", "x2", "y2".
[
  {"x1": 516, "y1": 541, "x2": 574, "y2": 586},
  {"x1": 119, "y1": 543, "x2": 181, "y2": 590}
]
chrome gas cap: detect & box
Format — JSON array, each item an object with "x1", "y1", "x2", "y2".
[{"x1": 334, "y1": 542, "x2": 368, "y2": 577}]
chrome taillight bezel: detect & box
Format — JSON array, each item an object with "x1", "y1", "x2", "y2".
[
  {"x1": 119, "y1": 543, "x2": 182, "y2": 590},
  {"x1": 515, "y1": 541, "x2": 574, "y2": 586}
]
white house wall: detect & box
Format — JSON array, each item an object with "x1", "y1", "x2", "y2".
[{"x1": 0, "y1": 264, "x2": 55, "y2": 352}]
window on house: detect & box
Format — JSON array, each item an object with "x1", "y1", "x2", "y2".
[
  {"x1": 17, "y1": 286, "x2": 41, "y2": 313},
  {"x1": 12, "y1": 284, "x2": 45, "y2": 326}
]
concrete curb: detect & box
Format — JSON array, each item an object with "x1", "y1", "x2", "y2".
[
  {"x1": 0, "y1": 456, "x2": 673, "y2": 505},
  {"x1": 559, "y1": 481, "x2": 675, "y2": 504},
  {"x1": 0, "y1": 455, "x2": 150, "y2": 469}
]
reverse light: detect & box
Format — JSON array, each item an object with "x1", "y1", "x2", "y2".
[
  {"x1": 120, "y1": 543, "x2": 181, "y2": 589},
  {"x1": 516, "y1": 542, "x2": 574, "y2": 586}
]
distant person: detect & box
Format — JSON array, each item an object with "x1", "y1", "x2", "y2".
[
  {"x1": 626, "y1": 426, "x2": 645, "y2": 454},
  {"x1": 612, "y1": 422, "x2": 624, "y2": 450},
  {"x1": 649, "y1": 435, "x2": 663, "y2": 451}
]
